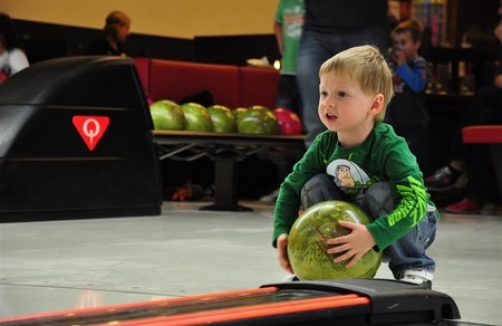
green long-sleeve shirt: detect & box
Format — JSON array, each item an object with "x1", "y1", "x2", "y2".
[{"x1": 273, "y1": 122, "x2": 437, "y2": 251}]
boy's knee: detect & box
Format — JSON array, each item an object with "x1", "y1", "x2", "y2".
[
  {"x1": 365, "y1": 182, "x2": 392, "y2": 199},
  {"x1": 302, "y1": 174, "x2": 333, "y2": 192},
  {"x1": 301, "y1": 174, "x2": 339, "y2": 209},
  {"x1": 361, "y1": 182, "x2": 395, "y2": 218}
]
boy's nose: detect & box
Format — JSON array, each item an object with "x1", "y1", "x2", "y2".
[{"x1": 324, "y1": 98, "x2": 336, "y2": 108}]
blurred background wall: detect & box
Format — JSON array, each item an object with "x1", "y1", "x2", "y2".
[
  {"x1": 0, "y1": 0, "x2": 277, "y2": 39},
  {"x1": 0, "y1": 0, "x2": 281, "y2": 65}
]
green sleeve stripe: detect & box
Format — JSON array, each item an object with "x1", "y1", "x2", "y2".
[{"x1": 389, "y1": 176, "x2": 427, "y2": 226}]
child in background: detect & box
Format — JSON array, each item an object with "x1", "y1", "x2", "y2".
[
  {"x1": 273, "y1": 45, "x2": 438, "y2": 288},
  {"x1": 386, "y1": 19, "x2": 429, "y2": 172}
]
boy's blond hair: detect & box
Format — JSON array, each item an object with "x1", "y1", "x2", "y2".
[{"x1": 319, "y1": 45, "x2": 393, "y2": 122}]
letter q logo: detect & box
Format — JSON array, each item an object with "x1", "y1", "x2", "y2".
[{"x1": 72, "y1": 116, "x2": 110, "y2": 151}]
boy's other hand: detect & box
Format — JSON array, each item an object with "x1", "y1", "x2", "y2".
[
  {"x1": 277, "y1": 233, "x2": 294, "y2": 274},
  {"x1": 326, "y1": 221, "x2": 377, "y2": 269}
]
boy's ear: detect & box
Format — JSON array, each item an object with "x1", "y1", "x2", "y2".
[{"x1": 369, "y1": 94, "x2": 384, "y2": 116}]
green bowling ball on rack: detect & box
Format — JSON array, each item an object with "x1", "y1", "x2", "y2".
[
  {"x1": 181, "y1": 102, "x2": 214, "y2": 132},
  {"x1": 149, "y1": 99, "x2": 185, "y2": 131},
  {"x1": 233, "y1": 107, "x2": 248, "y2": 127},
  {"x1": 207, "y1": 105, "x2": 236, "y2": 133},
  {"x1": 237, "y1": 105, "x2": 279, "y2": 135}
]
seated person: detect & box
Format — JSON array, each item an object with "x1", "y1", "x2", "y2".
[{"x1": 426, "y1": 10, "x2": 502, "y2": 213}]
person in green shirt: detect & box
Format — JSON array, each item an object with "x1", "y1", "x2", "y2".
[
  {"x1": 273, "y1": 0, "x2": 304, "y2": 113},
  {"x1": 260, "y1": 0, "x2": 305, "y2": 203},
  {"x1": 273, "y1": 45, "x2": 438, "y2": 288}
]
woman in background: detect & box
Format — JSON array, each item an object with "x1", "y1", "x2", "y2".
[{"x1": 87, "y1": 11, "x2": 131, "y2": 56}]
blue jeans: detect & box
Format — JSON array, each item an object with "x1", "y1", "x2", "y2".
[
  {"x1": 296, "y1": 28, "x2": 389, "y2": 146},
  {"x1": 300, "y1": 174, "x2": 437, "y2": 279},
  {"x1": 276, "y1": 74, "x2": 302, "y2": 117}
]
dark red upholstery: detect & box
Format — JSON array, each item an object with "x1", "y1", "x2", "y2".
[
  {"x1": 149, "y1": 59, "x2": 240, "y2": 108},
  {"x1": 239, "y1": 66, "x2": 280, "y2": 109},
  {"x1": 462, "y1": 125, "x2": 502, "y2": 201},
  {"x1": 132, "y1": 57, "x2": 280, "y2": 110},
  {"x1": 133, "y1": 57, "x2": 151, "y2": 94},
  {"x1": 462, "y1": 125, "x2": 502, "y2": 143}
]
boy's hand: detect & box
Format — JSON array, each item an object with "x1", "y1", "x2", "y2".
[
  {"x1": 326, "y1": 221, "x2": 377, "y2": 268},
  {"x1": 277, "y1": 233, "x2": 294, "y2": 274},
  {"x1": 394, "y1": 48, "x2": 406, "y2": 66}
]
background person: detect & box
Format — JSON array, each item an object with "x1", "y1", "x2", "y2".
[
  {"x1": 273, "y1": 0, "x2": 304, "y2": 115},
  {"x1": 87, "y1": 11, "x2": 131, "y2": 56},
  {"x1": 428, "y1": 5, "x2": 502, "y2": 214},
  {"x1": 261, "y1": 0, "x2": 305, "y2": 203},
  {"x1": 0, "y1": 12, "x2": 29, "y2": 82},
  {"x1": 296, "y1": 0, "x2": 390, "y2": 146},
  {"x1": 385, "y1": 19, "x2": 429, "y2": 172},
  {"x1": 426, "y1": 20, "x2": 502, "y2": 214}
]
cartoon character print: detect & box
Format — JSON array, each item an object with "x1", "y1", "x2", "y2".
[
  {"x1": 327, "y1": 159, "x2": 373, "y2": 195},
  {"x1": 334, "y1": 164, "x2": 355, "y2": 188}
]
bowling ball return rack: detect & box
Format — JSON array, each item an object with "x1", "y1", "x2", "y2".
[
  {"x1": 0, "y1": 279, "x2": 469, "y2": 326},
  {"x1": 153, "y1": 130, "x2": 305, "y2": 212}
]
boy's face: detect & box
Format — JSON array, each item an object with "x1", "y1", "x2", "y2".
[
  {"x1": 318, "y1": 72, "x2": 382, "y2": 138},
  {"x1": 392, "y1": 31, "x2": 420, "y2": 61}
]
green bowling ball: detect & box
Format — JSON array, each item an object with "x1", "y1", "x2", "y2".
[
  {"x1": 181, "y1": 102, "x2": 213, "y2": 132},
  {"x1": 288, "y1": 200, "x2": 383, "y2": 281},
  {"x1": 149, "y1": 99, "x2": 185, "y2": 130},
  {"x1": 237, "y1": 105, "x2": 279, "y2": 135},
  {"x1": 207, "y1": 105, "x2": 236, "y2": 133}
]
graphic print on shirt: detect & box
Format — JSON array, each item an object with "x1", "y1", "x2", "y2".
[
  {"x1": 283, "y1": 6, "x2": 304, "y2": 38},
  {"x1": 326, "y1": 159, "x2": 374, "y2": 195}
]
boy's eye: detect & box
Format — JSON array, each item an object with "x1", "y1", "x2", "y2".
[
  {"x1": 337, "y1": 91, "x2": 347, "y2": 98},
  {"x1": 320, "y1": 90, "x2": 328, "y2": 97}
]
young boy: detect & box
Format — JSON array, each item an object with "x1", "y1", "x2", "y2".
[
  {"x1": 273, "y1": 45, "x2": 438, "y2": 288},
  {"x1": 385, "y1": 19, "x2": 429, "y2": 171}
]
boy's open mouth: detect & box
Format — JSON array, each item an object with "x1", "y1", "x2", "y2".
[{"x1": 326, "y1": 113, "x2": 337, "y2": 120}]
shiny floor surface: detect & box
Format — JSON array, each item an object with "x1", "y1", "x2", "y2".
[{"x1": 0, "y1": 201, "x2": 501, "y2": 325}]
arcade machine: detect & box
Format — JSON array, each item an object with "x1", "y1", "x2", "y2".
[{"x1": 0, "y1": 56, "x2": 163, "y2": 222}]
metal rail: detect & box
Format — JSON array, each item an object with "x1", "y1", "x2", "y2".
[{"x1": 152, "y1": 131, "x2": 306, "y2": 211}]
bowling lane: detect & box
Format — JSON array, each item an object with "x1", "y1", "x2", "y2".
[{"x1": 0, "y1": 201, "x2": 501, "y2": 325}]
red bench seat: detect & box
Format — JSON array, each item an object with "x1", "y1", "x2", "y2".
[
  {"x1": 462, "y1": 125, "x2": 502, "y2": 144},
  {"x1": 462, "y1": 125, "x2": 502, "y2": 202}
]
